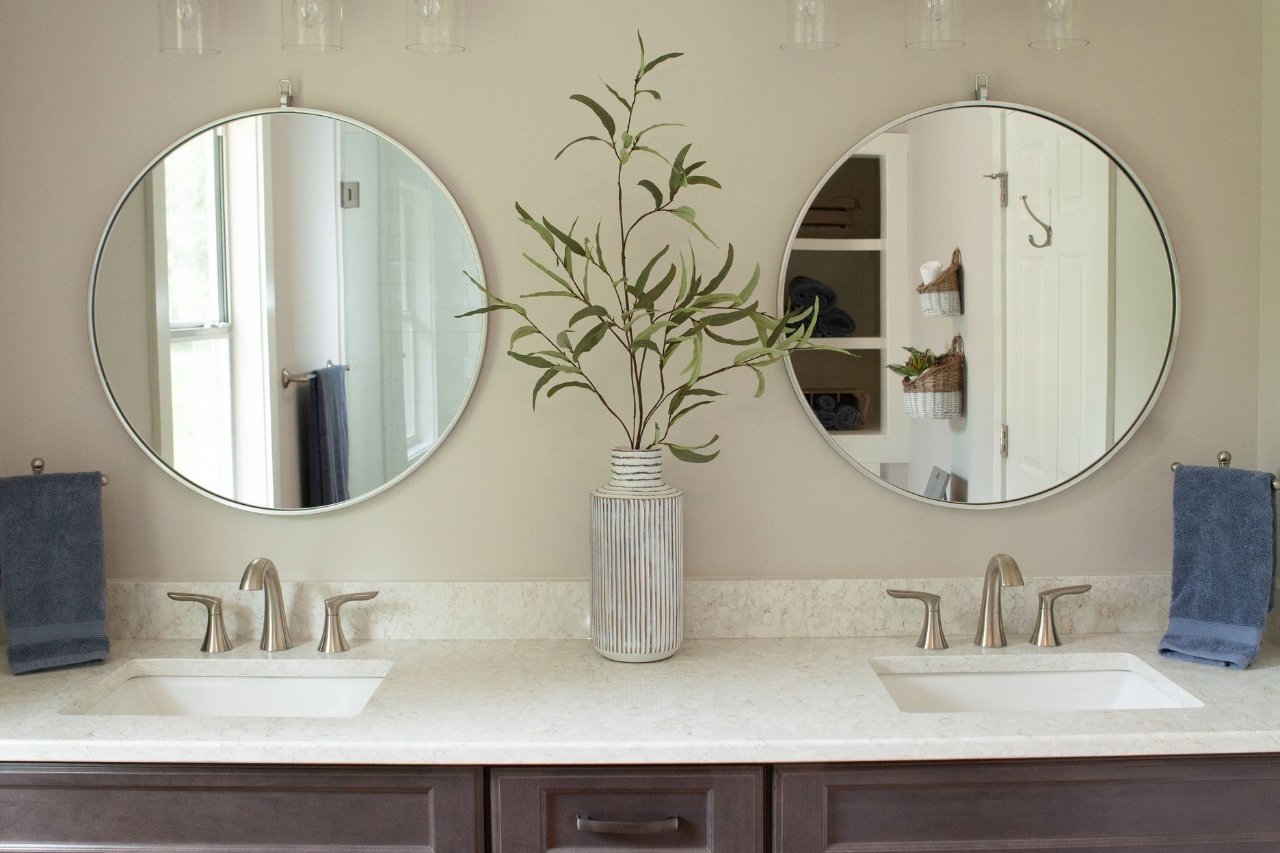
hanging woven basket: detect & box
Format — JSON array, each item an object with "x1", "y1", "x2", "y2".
[
  {"x1": 916, "y1": 247, "x2": 963, "y2": 317},
  {"x1": 902, "y1": 336, "x2": 965, "y2": 419}
]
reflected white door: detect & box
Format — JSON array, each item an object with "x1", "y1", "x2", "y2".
[{"x1": 1003, "y1": 112, "x2": 1112, "y2": 498}]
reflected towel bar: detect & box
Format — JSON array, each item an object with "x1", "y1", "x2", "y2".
[
  {"x1": 1170, "y1": 451, "x2": 1279, "y2": 490},
  {"x1": 281, "y1": 362, "x2": 349, "y2": 389},
  {"x1": 30, "y1": 457, "x2": 109, "y2": 487}
]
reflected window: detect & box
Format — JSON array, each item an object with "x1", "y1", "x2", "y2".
[{"x1": 160, "y1": 132, "x2": 234, "y2": 493}]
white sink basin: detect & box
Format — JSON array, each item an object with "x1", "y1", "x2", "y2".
[
  {"x1": 873, "y1": 653, "x2": 1202, "y2": 713},
  {"x1": 62, "y1": 659, "x2": 392, "y2": 718}
]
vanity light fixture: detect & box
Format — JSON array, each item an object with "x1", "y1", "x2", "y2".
[
  {"x1": 406, "y1": 0, "x2": 467, "y2": 53},
  {"x1": 1028, "y1": 0, "x2": 1088, "y2": 50},
  {"x1": 904, "y1": 0, "x2": 964, "y2": 50},
  {"x1": 781, "y1": 0, "x2": 837, "y2": 50},
  {"x1": 158, "y1": 0, "x2": 220, "y2": 55},
  {"x1": 282, "y1": 0, "x2": 343, "y2": 52}
]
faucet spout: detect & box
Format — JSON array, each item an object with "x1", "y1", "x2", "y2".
[
  {"x1": 240, "y1": 557, "x2": 292, "y2": 652},
  {"x1": 974, "y1": 553, "x2": 1024, "y2": 648}
]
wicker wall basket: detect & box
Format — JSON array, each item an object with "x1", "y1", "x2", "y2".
[
  {"x1": 917, "y1": 247, "x2": 963, "y2": 317},
  {"x1": 902, "y1": 336, "x2": 965, "y2": 419}
]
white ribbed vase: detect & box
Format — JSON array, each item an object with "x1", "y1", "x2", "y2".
[{"x1": 589, "y1": 448, "x2": 684, "y2": 662}]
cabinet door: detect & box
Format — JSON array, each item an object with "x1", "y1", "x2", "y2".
[
  {"x1": 491, "y1": 765, "x2": 765, "y2": 852},
  {"x1": 774, "y1": 756, "x2": 1280, "y2": 852},
  {"x1": 0, "y1": 763, "x2": 482, "y2": 852}
]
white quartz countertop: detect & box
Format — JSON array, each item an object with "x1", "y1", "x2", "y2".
[{"x1": 2, "y1": 634, "x2": 1280, "y2": 765}]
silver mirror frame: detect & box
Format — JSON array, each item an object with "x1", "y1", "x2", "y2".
[
  {"x1": 780, "y1": 100, "x2": 1180, "y2": 509},
  {"x1": 88, "y1": 105, "x2": 488, "y2": 515}
]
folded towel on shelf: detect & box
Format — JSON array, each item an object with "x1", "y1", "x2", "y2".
[
  {"x1": 815, "y1": 306, "x2": 856, "y2": 338},
  {"x1": 0, "y1": 472, "x2": 109, "y2": 675},
  {"x1": 307, "y1": 364, "x2": 351, "y2": 507},
  {"x1": 920, "y1": 260, "x2": 944, "y2": 285},
  {"x1": 815, "y1": 395, "x2": 837, "y2": 413},
  {"x1": 814, "y1": 410, "x2": 839, "y2": 431},
  {"x1": 787, "y1": 276, "x2": 837, "y2": 311},
  {"x1": 1157, "y1": 465, "x2": 1277, "y2": 668}
]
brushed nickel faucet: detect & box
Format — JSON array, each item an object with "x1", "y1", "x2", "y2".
[
  {"x1": 240, "y1": 558, "x2": 292, "y2": 652},
  {"x1": 975, "y1": 554, "x2": 1024, "y2": 648}
]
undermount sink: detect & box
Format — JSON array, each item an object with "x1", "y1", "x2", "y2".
[
  {"x1": 62, "y1": 659, "x2": 392, "y2": 718},
  {"x1": 873, "y1": 653, "x2": 1202, "y2": 713}
]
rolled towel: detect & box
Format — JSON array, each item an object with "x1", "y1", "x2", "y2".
[
  {"x1": 0, "y1": 472, "x2": 109, "y2": 674},
  {"x1": 834, "y1": 402, "x2": 860, "y2": 431},
  {"x1": 788, "y1": 275, "x2": 837, "y2": 311},
  {"x1": 815, "y1": 306, "x2": 856, "y2": 338},
  {"x1": 815, "y1": 395, "x2": 837, "y2": 412},
  {"x1": 920, "y1": 260, "x2": 944, "y2": 285},
  {"x1": 814, "y1": 409, "x2": 839, "y2": 430}
]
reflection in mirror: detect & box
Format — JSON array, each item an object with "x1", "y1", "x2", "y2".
[
  {"x1": 782, "y1": 104, "x2": 1177, "y2": 507},
  {"x1": 92, "y1": 110, "x2": 486, "y2": 512}
]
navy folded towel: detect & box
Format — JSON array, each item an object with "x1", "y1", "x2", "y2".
[
  {"x1": 815, "y1": 306, "x2": 856, "y2": 338},
  {"x1": 0, "y1": 472, "x2": 109, "y2": 674},
  {"x1": 307, "y1": 365, "x2": 351, "y2": 507},
  {"x1": 788, "y1": 275, "x2": 837, "y2": 310},
  {"x1": 1158, "y1": 465, "x2": 1277, "y2": 668}
]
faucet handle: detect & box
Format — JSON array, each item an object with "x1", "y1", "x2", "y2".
[
  {"x1": 167, "y1": 592, "x2": 233, "y2": 654},
  {"x1": 318, "y1": 591, "x2": 379, "y2": 654},
  {"x1": 1030, "y1": 584, "x2": 1092, "y2": 647},
  {"x1": 886, "y1": 590, "x2": 948, "y2": 650}
]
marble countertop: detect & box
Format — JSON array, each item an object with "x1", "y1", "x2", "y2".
[{"x1": 2, "y1": 634, "x2": 1279, "y2": 765}]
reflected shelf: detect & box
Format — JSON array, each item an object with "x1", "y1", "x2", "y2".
[{"x1": 792, "y1": 238, "x2": 882, "y2": 252}]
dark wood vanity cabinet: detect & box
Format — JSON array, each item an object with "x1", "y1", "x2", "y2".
[
  {"x1": 490, "y1": 766, "x2": 766, "y2": 852},
  {"x1": 773, "y1": 755, "x2": 1280, "y2": 852},
  {"x1": 0, "y1": 763, "x2": 483, "y2": 852}
]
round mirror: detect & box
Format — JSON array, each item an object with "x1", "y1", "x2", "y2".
[
  {"x1": 91, "y1": 108, "x2": 486, "y2": 513},
  {"x1": 780, "y1": 102, "x2": 1178, "y2": 507}
]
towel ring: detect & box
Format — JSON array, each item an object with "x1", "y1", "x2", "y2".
[
  {"x1": 1170, "y1": 451, "x2": 1279, "y2": 490},
  {"x1": 30, "y1": 457, "x2": 109, "y2": 487}
]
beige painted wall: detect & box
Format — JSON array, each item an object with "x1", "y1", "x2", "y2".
[
  {"x1": 1261, "y1": 2, "x2": 1280, "y2": 474},
  {"x1": 0, "y1": 0, "x2": 1262, "y2": 582}
]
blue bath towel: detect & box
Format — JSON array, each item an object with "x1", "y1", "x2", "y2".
[
  {"x1": 1158, "y1": 465, "x2": 1277, "y2": 668},
  {"x1": 0, "y1": 472, "x2": 109, "y2": 674},
  {"x1": 307, "y1": 364, "x2": 351, "y2": 507}
]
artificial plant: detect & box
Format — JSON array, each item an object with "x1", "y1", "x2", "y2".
[{"x1": 463, "y1": 35, "x2": 832, "y2": 462}]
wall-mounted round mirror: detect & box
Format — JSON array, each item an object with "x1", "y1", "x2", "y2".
[
  {"x1": 780, "y1": 102, "x2": 1178, "y2": 507},
  {"x1": 91, "y1": 108, "x2": 486, "y2": 513}
]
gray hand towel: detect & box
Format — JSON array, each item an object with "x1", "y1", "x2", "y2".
[
  {"x1": 0, "y1": 472, "x2": 109, "y2": 674},
  {"x1": 307, "y1": 365, "x2": 351, "y2": 507},
  {"x1": 1158, "y1": 465, "x2": 1276, "y2": 668}
]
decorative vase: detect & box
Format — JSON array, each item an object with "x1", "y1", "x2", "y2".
[{"x1": 590, "y1": 448, "x2": 684, "y2": 662}]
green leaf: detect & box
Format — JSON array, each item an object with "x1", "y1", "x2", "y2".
[
  {"x1": 672, "y1": 142, "x2": 692, "y2": 174},
  {"x1": 703, "y1": 304, "x2": 757, "y2": 327},
  {"x1": 629, "y1": 338, "x2": 661, "y2": 355},
  {"x1": 738, "y1": 262, "x2": 761, "y2": 304},
  {"x1": 701, "y1": 244, "x2": 735, "y2": 295},
  {"x1": 555, "y1": 330, "x2": 572, "y2": 350},
  {"x1": 547, "y1": 381, "x2": 594, "y2": 397},
  {"x1": 704, "y1": 327, "x2": 758, "y2": 346},
  {"x1": 570, "y1": 304, "x2": 610, "y2": 327},
  {"x1": 554, "y1": 135, "x2": 609, "y2": 160},
  {"x1": 637, "y1": 179, "x2": 664, "y2": 209},
  {"x1": 593, "y1": 221, "x2": 608, "y2": 272},
  {"x1": 634, "y1": 265, "x2": 677, "y2": 312},
  {"x1": 634, "y1": 320, "x2": 676, "y2": 343},
  {"x1": 508, "y1": 351, "x2": 557, "y2": 370},
  {"x1": 669, "y1": 399, "x2": 714, "y2": 428},
  {"x1": 455, "y1": 304, "x2": 508, "y2": 318},
  {"x1": 531, "y1": 368, "x2": 557, "y2": 409},
  {"x1": 669, "y1": 205, "x2": 716, "y2": 245},
  {"x1": 520, "y1": 290, "x2": 579, "y2": 300},
  {"x1": 683, "y1": 388, "x2": 723, "y2": 398},
  {"x1": 732, "y1": 346, "x2": 784, "y2": 366},
  {"x1": 686, "y1": 175, "x2": 722, "y2": 189},
  {"x1": 509, "y1": 324, "x2": 540, "y2": 348},
  {"x1": 522, "y1": 253, "x2": 575, "y2": 292},
  {"x1": 541, "y1": 218, "x2": 587, "y2": 257},
  {"x1": 630, "y1": 246, "x2": 670, "y2": 297},
  {"x1": 632, "y1": 145, "x2": 671, "y2": 165},
  {"x1": 665, "y1": 435, "x2": 720, "y2": 464},
  {"x1": 637, "y1": 88, "x2": 662, "y2": 100},
  {"x1": 682, "y1": 329, "x2": 704, "y2": 381},
  {"x1": 641, "y1": 51, "x2": 684, "y2": 77},
  {"x1": 569, "y1": 93, "x2": 616, "y2": 139},
  {"x1": 633, "y1": 122, "x2": 684, "y2": 144},
  {"x1": 604, "y1": 81, "x2": 632, "y2": 112},
  {"x1": 749, "y1": 365, "x2": 766, "y2": 398},
  {"x1": 573, "y1": 321, "x2": 610, "y2": 358}
]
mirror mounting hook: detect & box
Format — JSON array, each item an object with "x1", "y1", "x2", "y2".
[
  {"x1": 279, "y1": 79, "x2": 294, "y2": 109},
  {"x1": 974, "y1": 73, "x2": 989, "y2": 102}
]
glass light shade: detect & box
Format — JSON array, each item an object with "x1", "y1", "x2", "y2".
[
  {"x1": 159, "y1": 0, "x2": 220, "y2": 56},
  {"x1": 406, "y1": 0, "x2": 467, "y2": 53},
  {"x1": 781, "y1": 0, "x2": 836, "y2": 50},
  {"x1": 281, "y1": 0, "x2": 343, "y2": 52},
  {"x1": 1029, "y1": 0, "x2": 1088, "y2": 49},
  {"x1": 905, "y1": 0, "x2": 963, "y2": 50}
]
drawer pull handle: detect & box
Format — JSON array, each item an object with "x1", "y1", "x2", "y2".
[{"x1": 576, "y1": 815, "x2": 680, "y2": 834}]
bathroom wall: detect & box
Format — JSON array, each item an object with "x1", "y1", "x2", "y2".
[{"x1": 0, "y1": 1, "x2": 1262, "y2": 583}]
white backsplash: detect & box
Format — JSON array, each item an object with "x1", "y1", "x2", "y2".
[{"x1": 108, "y1": 575, "x2": 1174, "y2": 644}]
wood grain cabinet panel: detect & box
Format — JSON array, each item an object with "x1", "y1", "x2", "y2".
[
  {"x1": 0, "y1": 763, "x2": 483, "y2": 852},
  {"x1": 774, "y1": 756, "x2": 1280, "y2": 852},
  {"x1": 490, "y1": 765, "x2": 765, "y2": 853}
]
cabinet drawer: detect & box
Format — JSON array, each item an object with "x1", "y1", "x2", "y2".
[
  {"x1": 491, "y1": 765, "x2": 765, "y2": 852},
  {"x1": 774, "y1": 756, "x2": 1280, "y2": 852},
  {"x1": 0, "y1": 763, "x2": 482, "y2": 852}
]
